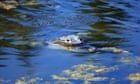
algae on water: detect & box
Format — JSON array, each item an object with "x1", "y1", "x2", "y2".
[
  {"x1": 128, "y1": 73, "x2": 140, "y2": 81},
  {"x1": 15, "y1": 77, "x2": 42, "y2": 84},
  {"x1": 52, "y1": 64, "x2": 118, "y2": 83}
]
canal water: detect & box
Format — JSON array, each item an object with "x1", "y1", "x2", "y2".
[{"x1": 0, "y1": 0, "x2": 140, "y2": 84}]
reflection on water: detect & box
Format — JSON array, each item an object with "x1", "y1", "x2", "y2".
[
  {"x1": 0, "y1": 0, "x2": 140, "y2": 84},
  {"x1": 80, "y1": 0, "x2": 131, "y2": 48}
]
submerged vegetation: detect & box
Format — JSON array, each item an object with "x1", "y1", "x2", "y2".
[
  {"x1": 52, "y1": 64, "x2": 111, "y2": 83},
  {"x1": 0, "y1": 0, "x2": 140, "y2": 84},
  {"x1": 0, "y1": 1, "x2": 16, "y2": 10},
  {"x1": 14, "y1": 56, "x2": 140, "y2": 84},
  {"x1": 128, "y1": 73, "x2": 140, "y2": 81},
  {"x1": 15, "y1": 77, "x2": 42, "y2": 84},
  {"x1": 0, "y1": 0, "x2": 45, "y2": 10},
  {"x1": 1, "y1": 59, "x2": 140, "y2": 84},
  {"x1": 100, "y1": 47, "x2": 130, "y2": 54}
]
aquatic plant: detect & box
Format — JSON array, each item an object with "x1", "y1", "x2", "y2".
[
  {"x1": 15, "y1": 77, "x2": 42, "y2": 84},
  {"x1": 52, "y1": 64, "x2": 118, "y2": 84},
  {"x1": 128, "y1": 73, "x2": 140, "y2": 81},
  {"x1": 101, "y1": 47, "x2": 130, "y2": 54}
]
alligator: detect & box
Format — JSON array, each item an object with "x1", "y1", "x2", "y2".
[
  {"x1": 42, "y1": 35, "x2": 96, "y2": 53},
  {"x1": 30, "y1": 34, "x2": 130, "y2": 54},
  {"x1": 10, "y1": 34, "x2": 130, "y2": 53}
]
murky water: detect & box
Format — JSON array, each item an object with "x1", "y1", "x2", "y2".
[{"x1": 0, "y1": 0, "x2": 140, "y2": 84}]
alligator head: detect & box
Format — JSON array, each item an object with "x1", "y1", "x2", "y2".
[{"x1": 53, "y1": 35, "x2": 84, "y2": 46}]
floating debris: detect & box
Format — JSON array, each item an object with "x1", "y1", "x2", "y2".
[
  {"x1": 95, "y1": 68, "x2": 110, "y2": 73},
  {"x1": 52, "y1": 75, "x2": 70, "y2": 81},
  {"x1": 52, "y1": 64, "x2": 118, "y2": 83},
  {"x1": 55, "y1": 81, "x2": 73, "y2": 84},
  {"x1": 72, "y1": 64, "x2": 97, "y2": 71},
  {"x1": 119, "y1": 56, "x2": 140, "y2": 65},
  {"x1": 101, "y1": 47, "x2": 130, "y2": 54},
  {"x1": 0, "y1": 1, "x2": 46, "y2": 10},
  {"x1": 128, "y1": 73, "x2": 140, "y2": 81},
  {"x1": 30, "y1": 41, "x2": 42, "y2": 46},
  {"x1": 77, "y1": 32, "x2": 91, "y2": 35},
  {"x1": 0, "y1": 2, "x2": 16, "y2": 10},
  {"x1": 15, "y1": 77, "x2": 42, "y2": 84},
  {"x1": 15, "y1": 80, "x2": 25, "y2": 84},
  {"x1": 120, "y1": 57, "x2": 132, "y2": 63}
]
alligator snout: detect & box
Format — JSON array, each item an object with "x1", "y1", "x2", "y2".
[{"x1": 53, "y1": 35, "x2": 84, "y2": 46}]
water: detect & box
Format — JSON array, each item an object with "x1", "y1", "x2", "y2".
[{"x1": 0, "y1": 0, "x2": 140, "y2": 84}]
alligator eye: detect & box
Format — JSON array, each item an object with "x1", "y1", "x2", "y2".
[
  {"x1": 80, "y1": 38, "x2": 83, "y2": 41},
  {"x1": 66, "y1": 39, "x2": 70, "y2": 42},
  {"x1": 64, "y1": 39, "x2": 70, "y2": 43}
]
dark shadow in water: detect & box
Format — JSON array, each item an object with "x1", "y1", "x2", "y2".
[
  {"x1": 79, "y1": 0, "x2": 133, "y2": 48},
  {"x1": 0, "y1": 0, "x2": 63, "y2": 69},
  {"x1": 0, "y1": 12, "x2": 38, "y2": 68}
]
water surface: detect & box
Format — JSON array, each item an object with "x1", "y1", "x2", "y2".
[{"x1": 0, "y1": 0, "x2": 140, "y2": 84}]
